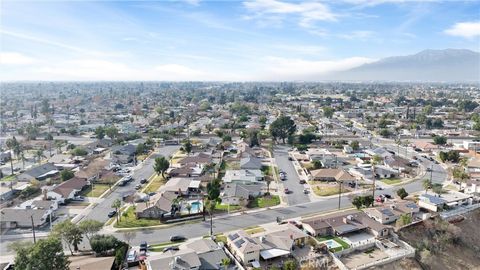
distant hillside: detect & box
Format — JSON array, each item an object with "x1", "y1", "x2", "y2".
[{"x1": 334, "y1": 49, "x2": 480, "y2": 82}]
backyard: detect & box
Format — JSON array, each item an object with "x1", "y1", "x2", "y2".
[
  {"x1": 316, "y1": 235, "x2": 350, "y2": 252},
  {"x1": 114, "y1": 206, "x2": 163, "y2": 228}
]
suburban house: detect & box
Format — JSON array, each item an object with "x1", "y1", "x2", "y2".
[
  {"x1": 1, "y1": 207, "x2": 52, "y2": 229},
  {"x1": 226, "y1": 223, "x2": 308, "y2": 268},
  {"x1": 363, "y1": 201, "x2": 420, "y2": 224},
  {"x1": 111, "y1": 144, "x2": 136, "y2": 164},
  {"x1": 305, "y1": 148, "x2": 341, "y2": 168},
  {"x1": 147, "y1": 238, "x2": 229, "y2": 270},
  {"x1": 460, "y1": 179, "x2": 480, "y2": 194},
  {"x1": 414, "y1": 141, "x2": 438, "y2": 152},
  {"x1": 17, "y1": 163, "x2": 59, "y2": 182},
  {"x1": 168, "y1": 164, "x2": 203, "y2": 178},
  {"x1": 309, "y1": 168, "x2": 356, "y2": 184},
  {"x1": 418, "y1": 191, "x2": 473, "y2": 212},
  {"x1": 177, "y1": 153, "x2": 212, "y2": 167},
  {"x1": 47, "y1": 177, "x2": 89, "y2": 203},
  {"x1": 136, "y1": 178, "x2": 201, "y2": 219},
  {"x1": 220, "y1": 183, "x2": 264, "y2": 205},
  {"x1": 223, "y1": 169, "x2": 264, "y2": 184},
  {"x1": 365, "y1": 148, "x2": 393, "y2": 159},
  {"x1": 374, "y1": 165, "x2": 400, "y2": 179},
  {"x1": 75, "y1": 159, "x2": 109, "y2": 182},
  {"x1": 239, "y1": 156, "x2": 263, "y2": 170},
  {"x1": 302, "y1": 209, "x2": 390, "y2": 238}
]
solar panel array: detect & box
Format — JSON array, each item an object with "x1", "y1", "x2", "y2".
[
  {"x1": 228, "y1": 233, "x2": 240, "y2": 241},
  {"x1": 234, "y1": 239, "x2": 245, "y2": 248}
]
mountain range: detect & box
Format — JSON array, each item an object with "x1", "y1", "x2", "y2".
[{"x1": 329, "y1": 49, "x2": 480, "y2": 82}]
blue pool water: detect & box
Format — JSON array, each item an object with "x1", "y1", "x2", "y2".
[{"x1": 190, "y1": 201, "x2": 201, "y2": 213}]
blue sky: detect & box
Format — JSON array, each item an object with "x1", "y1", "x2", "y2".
[{"x1": 1, "y1": 0, "x2": 479, "y2": 81}]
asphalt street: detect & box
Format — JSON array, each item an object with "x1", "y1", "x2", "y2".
[{"x1": 273, "y1": 145, "x2": 311, "y2": 206}]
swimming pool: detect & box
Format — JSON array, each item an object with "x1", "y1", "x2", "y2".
[
  {"x1": 321, "y1": 239, "x2": 342, "y2": 249},
  {"x1": 190, "y1": 201, "x2": 202, "y2": 213}
]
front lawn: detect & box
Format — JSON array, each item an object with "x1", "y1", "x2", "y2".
[
  {"x1": 261, "y1": 165, "x2": 273, "y2": 176},
  {"x1": 312, "y1": 185, "x2": 349, "y2": 196},
  {"x1": 80, "y1": 184, "x2": 110, "y2": 197},
  {"x1": 149, "y1": 241, "x2": 184, "y2": 252},
  {"x1": 143, "y1": 175, "x2": 165, "y2": 193},
  {"x1": 114, "y1": 207, "x2": 163, "y2": 228},
  {"x1": 215, "y1": 203, "x2": 241, "y2": 212},
  {"x1": 248, "y1": 195, "x2": 280, "y2": 208},
  {"x1": 380, "y1": 178, "x2": 403, "y2": 185},
  {"x1": 0, "y1": 174, "x2": 16, "y2": 182},
  {"x1": 245, "y1": 226, "x2": 265, "y2": 235}
]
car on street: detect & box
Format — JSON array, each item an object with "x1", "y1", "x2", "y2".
[
  {"x1": 383, "y1": 194, "x2": 392, "y2": 199},
  {"x1": 140, "y1": 178, "x2": 148, "y2": 184},
  {"x1": 426, "y1": 167, "x2": 432, "y2": 172},
  {"x1": 170, "y1": 235, "x2": 187, "y2": 242},
  {"x1": 303, "y1": 189, "x2": 309, "y2": 194},
  {"x1": 163, "y1": 246, "x2": 180, "y2": 252},
  {"x1": 127, "y1": 249, "x2": 137, "y2": 263},
  {"x1": 375, "y1": 186, "x2": 384, "y2": 190},
  {"x1": 284, "y1": 188, "x2": 292, "y2": 194},
  {"x1": 71, "y1": 196, "x2": 85, "y2": 201},
  {"x1": 135, "y1": 184, "x2": 142, "y2": 190},
  {"x1": 299, "y1": 179, "x2": 306, "y2": 184},
  {"x1": 140, "y1": 241, "x2": 148, "y2": 252},
  {"x1": 148, "y1": 192, "x2": 156, "y2": 196},
  {"x1": 107, "y1": 210, "x2": 117, "y2": 218},
  {"x1": 288, "y1": 157, "x2": 293, "y2": 161}
]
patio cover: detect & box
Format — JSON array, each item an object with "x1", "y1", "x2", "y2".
[
  {"x1": 251, "y1": 261, "x2": 261, "y2": 268},
  {"x1": 260, "y1": 248, "x2": 290, "y2": 260}
]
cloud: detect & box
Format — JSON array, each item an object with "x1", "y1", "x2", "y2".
[
  {"x1": 273, "y1": 44, "x2": 327, "y2": 55},
  {"x1": 444, "y1": 21, "x2": 480, "y2": 39},
  {"x1": 337, "y1": 30, "x2": 375, "y2": 40},
  {"x1": 260, "y1": 56, "x2": 376, "y2": 79},
  {"x1": 26, "y1": 59, "x2": 209, "y2": 81},
  {"x1": 0, "y1": 52, "x2": 35, "y2": 65},
  {"x1": 243, "y1": 0, "x2": 337, "y2": 28}
]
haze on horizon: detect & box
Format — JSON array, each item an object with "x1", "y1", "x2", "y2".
[{"x1": 0, "y1": 0, "x2": 479, "y2": 82}]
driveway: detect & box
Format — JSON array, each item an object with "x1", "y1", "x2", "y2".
[{"x1": 273, "y1": 145, "x2": 310, "y2": 206}]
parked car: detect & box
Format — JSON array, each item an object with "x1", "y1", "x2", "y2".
[
  {"x1": 140, "y1": 241, "x2": 148, "y2": 252},
  {"x1": 170, "y1": 235, "x2": 187, "y2": 242},
  {"x1": 135, "y1": 184, "x2": 142, "y2": 190},
  {"x1": 303, "y1": 189, "x2": 309, "y2": 194},
  {"x1": 299, "y1": 179, "x2": 306, "y2": 184},
  {"x1": 163, "y1": 246, "x2": 180, "y2": 252},
  {"x1": 426, "y1": 167, "x2": 432, "y2": 172},
  {"x1": 126, "y1": 249, "x2": 137, "y2": 263},
  {"x1": 288, "y1": 157, "x2": 293, "y2": 161},
  {"x1": 107, "y1": 210, "x2": 117, "y2": 218},
  {"x1": 148, "y1": 192, "x2": 156, "y2": 196},
  {"x1": 140, "y1": 178, "x2": 148, "y2": 184},
  {"x1": 71, "y1": 196, "x2": 85, "y2": 201},
  {"x1": 375, "y1": 186, "x2": 384, "y2": 190},
  {"x1": 284, "y1": 188, "x2": 292, "y2": 194},
  {"x1": 383, "y1": 194, "x2": 392, "y2": 199}
]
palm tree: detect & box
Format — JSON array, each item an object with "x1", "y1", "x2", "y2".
[
  {"x1": 111, "y1": 199, "x2": 122, "y2": 224},
  {"x1": 371, "y1": 155, "x2": 382, "y2": 203},
  {"x1": 20, "y1": 151, "x2": 27, "y2": 169},
  {"x1": 35, "y1": 149, "x2": 45, "y2": 164},
  {"x1": 205, "y1": 198, "x2": 216, "y2": 236},
  {"x1": 186, "y1": 204, "x2": 192, "y2": 215},
  {"x1": 423, "y1": 179, "x2": 432, "y2": 194},
  {"x1": 5, "y1": 137, "x2": 19, "y2": 175},
  {"x1": 221, "y1": 258, "x2": 231, "y2": 270}
]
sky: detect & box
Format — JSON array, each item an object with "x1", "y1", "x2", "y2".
[{"x1": 1, "y1": 0, "x2": 479, "y2": 81}]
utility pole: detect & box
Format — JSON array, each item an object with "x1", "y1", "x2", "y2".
[
  {"x1": 430, "y1": 164, "x2": 433, "y2": 185},
  {"x1": 31, "y1": 215, "x2": 36, "y2": 243},
  {"x1": 338, "y1": 181, "x2": 342, "y2": 209}
]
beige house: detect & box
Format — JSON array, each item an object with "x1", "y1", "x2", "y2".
[{"x1": 363, "y1": 201, "x2": 420, "y2": 224}]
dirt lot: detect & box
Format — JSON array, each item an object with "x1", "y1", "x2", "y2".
[{"x1": 375, "y1": 209, "x2": 480, "y2": 270}]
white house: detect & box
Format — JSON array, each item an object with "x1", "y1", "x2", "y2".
[{"x1": 223, "y1": 169, "x2": 264, "y2": 184}]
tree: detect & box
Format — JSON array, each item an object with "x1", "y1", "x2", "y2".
[
  {"x1": 5, "y1": 136, "x2": 19, "y2": 175},
  {"x1": 112, "y1": 199, "x2": 122, "y2": 223},
  {"x1": 95, "y1": 126, "x2": 105, "y2": 139},
  {"x1": 248, "y1": 129, "x2": 260, "y2": 147},
  {"x1": 221, "y1": 258, "x2": 231, "y2": 270},
  {"x1": 423, "y1": 179, "x2": 432, "y2": 193},
  {"x1": 90, "y1": 234, "x2": 126, "y2": 255},
  {"x1": 105, "y1": 126, "x2": 119, "y2": 140},
  {"x1": 432, "y1": 183, "x2": 445, "y2": 195},
  {"x1": 78, "y1": 219, "x2": 103, "y2": 243},
  {"x1": 433, "y1": 136, "x2": 447, "y2": 145},
  {"x1": 270, "y1": 115, "x2": 296, "y2": 143},
  {"x1": 312, "y1": 160, "x2": 322, "y2": 169},
  {"x1": 153, "y1": 156, "x2": 170, "y2": 179},
  {"x1": 35, "y1": 149, "x2": 45, "y2": 164},
  {"x1": 52, "y1": 219, "x2": 83, "y2": 255},
  {"x1": 205, "y1": 198, "x2": 217, "y2": 236},
  {"x1": 323, "y1": 107, "x2": 334, "y2": 118},
  {"x1": 136, "y1": 143, "x2": 146, "y2": 155},
  {"x1": 452, "y1": 167, "x2": 469, "y2": 183},
  {"x1": 396, "y1": 188, "x2": 409, "y2": 199},
  {"x1": 184, "y1": 140, "x2": 192, "y2": 155},
  {"x1": 352, "y1": 196, "x2": 364, "y2": 209},
  {"x1": 13, "y1": 236, "x2": 69, "y2": 270},
  {"x1": 371, "y1": 155, "x2": 382, "y2": 204},
  {"x1": 265, "y1": 176, "x2": 273, "y2": 195},
  {"x1": 71, "y1": 147, "x2": 88, "y2": 156},
  {"x1": 350, "y1": 140, "x2": 360, "y2": 151},
  {"x1": 283, "y1": 260, "x2": 297, "y2": 270},
  {"x1": 396, "y1": 213, "x2": 412, "y2": 227},
  {"x1": 60, "y1": 170, "x2": 74, "y2": 181}
]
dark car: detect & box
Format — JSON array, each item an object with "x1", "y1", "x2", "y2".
[
  {"x1": 163, "y1": 246, "x2": 180, "y2": 252},
  {"x1": 71, "y1": 196, "x2": 85, "y2": 201},
  {"x1": 383, "y1": 194, "x2": 392, "y2": 199},
  {"x1": 140, "y1": 241, "x2": 148, "y2": 252},
  {"x1": 288, "y1": 157, "x2": 293, "y2": 161},
  {"x1": 170, "y1": 235, "x2": 187, "y2": 242},
  {"x1": 140, "y1": 178, "x2": 148, "y2": 184},
  {"x1": 107, "y1": 210, "x2": 117, "y2": 218},
  {"x1": 148, "y1": 192, "x2": 156, "y2": 196}
]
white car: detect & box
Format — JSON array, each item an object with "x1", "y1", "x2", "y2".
[{"x1": 127, "y1": 249, "x2": 137, "y2": 262}]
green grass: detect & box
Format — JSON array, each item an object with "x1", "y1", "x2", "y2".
[
  {"x1": 261, "y1": 165, "x2": 273, "y2": 176},
  {"x1": 114, "y1": 207, "x2": 163, "y2": 228},
  {"x1": 248, "y1": 195, "x2": 280, "y2": 208},
  {"x1": 215, "y1": 203, "x2": 241, "y2": 211},
  {"x1": 245, "y1": 227, "x2": 265, "y2": 235},
  {"x1": 380, "y1": 178, "x2": 403, "y2": 185},
  {"x1": 316, "y1": 235, "x2": 350, "y2": 252},
  {"x1": 0, "y1": 174, "x2": 16, "y2": 182},
  {"x1": 149, "y1": 241, "x2": 184, "y2": 252},
  {"x1": 312, "y1": 185, "x2": 347, "y2": 196},
  {"x1": 80, "y1": 184, "x2": 110, "y2": 197},
  {"x1": 143, "y1": 175, "x2": 165, "y2": 193}
]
